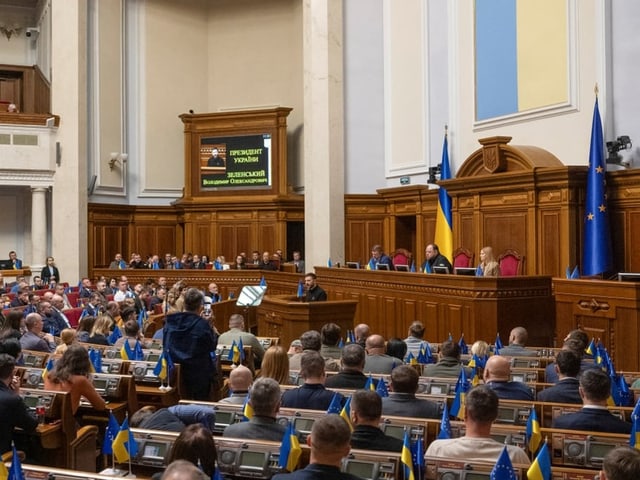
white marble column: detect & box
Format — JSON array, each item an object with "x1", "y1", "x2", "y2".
[
  {"x1": 31, "y1": 187, "x2": 48, "y2": 269},
  {"x1": 303, "y1": 0, "x2": 345, "y2": 267}
]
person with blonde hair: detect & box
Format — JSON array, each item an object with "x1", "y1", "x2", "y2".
[
  {"x1": 477, "y1": 246, "x2": 500, "y2": 277},
  {"x1": 259, "y1": 345, "x2": 290, "y2": 385},
  {"x1": 87, "y1": 314, "x2": 113, "y2": 345},
  {"x1": 54, "y1": 328, "x2": 77, "y2": 355}
]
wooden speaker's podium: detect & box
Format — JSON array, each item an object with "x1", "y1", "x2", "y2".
[{"x1": 256, "y1": 295, "x2": 358, "y2": 348}]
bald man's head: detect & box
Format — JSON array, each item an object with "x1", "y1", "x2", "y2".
[
  {"x1": 228, "y1": 365, "x2": 252, "y2": 392},
  {"x1": 509, "y1": 327, "x2": 528, "y2": 346},
  {"x1": 483, "y1": 355, "x2": 511, "y2": 382}
]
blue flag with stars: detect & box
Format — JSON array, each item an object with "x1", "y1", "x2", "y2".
[
  {"x1": 582, "y1": 96, "x2": 613, "y2": 276},
  {"x1": 491, "y1": 445, "x2": 516, "y2": 480}
]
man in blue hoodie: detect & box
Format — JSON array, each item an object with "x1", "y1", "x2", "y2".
[{"x1": 163, "y1": 288, "x2": 219, "y2": 400}]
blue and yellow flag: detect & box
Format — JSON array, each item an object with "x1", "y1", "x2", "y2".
[
  {"x1": 495, "y1": 333, "x2": 503, "y2": 354},
  {"x1": 112, "y1": 418, "x2": 138, "y2": 463},
  {"x1": 0, "y1": 455, "x2": 8, "y2": 480},
  {"x1": 491, "y1": 445, "x2": 516, "y2": 480},
  {"x1": 582, "y1": 96, "x2": 613, "y2": 277},
  {"x1": 585, "y1": 338, "x2": 596, "y2": 357},
  {"x1": 438, "y1": 402, "x2": 452, "y2": 439},
  {"x1": 450, "y1": 368, "x2": 468, "y2": 420},
  {"x1": 366, "y1": 259, "x2": 375, "y2": 270},
  {"x1": 102, "y1": 411, "x2": 120, "y2": 455},
  {"x1": 88, "y1": 348, "x2": 102, "y2": 373},
  {"x1": 401, "y1": 430, "x2": 415, "y2": 480},
  {"x1": 121, "y1": 339, "x2": 134, "y2": 361},
  {"x1": 327, "y1": 392, "x2": 343, "y2": 414},
  {"x1": 278, "y1": 422, "x2": 301, "y2": 472},
  {"x1": 340, "y1": 396, "x2": 353, "y2": 431},
  {"x1": 296, "y1": 281, "x2": 304, "y2": 298},
  {"x1": 630, "y1": 414, "x2": 640, "y2": 450},
  {"x1": 327, "y1": 258, "x2": 332, "y2": 268},
  {"x1": 153, "y1": 350, "x2": 169, "y2": 381},
  {"x1": 259, "y1": 276, "x2": 267, "y2": 287},
  {"x1": 410, "y1": 262, "x2": 416, "y2": 273},
  {"x1": 423, "y1": 261, "x2": 432, "y2": 274},
  {"x1": 42, "y1": 358, "x2": 54, "y2": 380},
  {"x1": 526, "y1": 407, "x2": 542, "y2": 454},
  {"x1": 242, "y1": 394, "x2": 254, "y2": 421},
  {"x1": 407, "y1": 352, "x2": 418, "y2": 366},
  {"x1": 527, "y1": 441, "x2": 552, "y2": 480},
  {"x1": 433, "y1": 128, "x2": 453, "y2": 264},
  {"x1": 8, "y1": 444, "x2": 23, "y2": 480},
  {"x1": 364, "y1": 375, "x2": 375, "y2": 391}
]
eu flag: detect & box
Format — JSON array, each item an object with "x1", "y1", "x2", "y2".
[
  {"x1": 8, "y1": 444, "x2": 24, "y2": 480},
  {"x1": 296, "y1": 280, "x2": 304, "y2": 298},
  {"x1": 491, "y1": 446, "x2": 516, "y2": 480},
  {"x1": 326, "y1": 392, "x2": 343, "y2": 414},
  {"x1": 438, "y1": 402, "x2": 452, "y2": 439},
  {"x1": 102, "y1": 411, "x2": 120, "y2": 455},
  {"x1": 582, "y1": 96, "x2": 613, "y2": 276},
  {"x1": 434, "y1": 128, "x2": 453, "y2": 263}
]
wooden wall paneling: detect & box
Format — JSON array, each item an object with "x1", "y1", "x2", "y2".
[
  {"x1": 346, "y1": 221, "x2": 366, "y2": 264},
  {"x1": 258, "y1": 222, "x2": 277, "y2": 254},
  {"x1": 457, "y1": 212, "x2": 475, "y2": 257},
  {"x1": 101, "y1": 226, "x2": 126, "y2": 267},
  {"x1": 626, "y1": 211, "x2": 640, "y2": 272},
  {"x1": 422, "y1": 301, "x2": 440, "y2": 340},
  {"x1": 380, "y1": 296, "x2": 397, "y2": 339},
  {"x1": 539, "y1": 210, "x2": 561, "y2": 275},
  {"x1": 218, "y1": 225, "x2": 236, "y2": 260},
  {"x1": 192, "y1": 223, "x2": 210, "y2": 257},
  {"x1": 399, "y1": 299, "x2": 418, "y2": 337},
  {"x1": 134, "y1": 226, "x2": 156, "y2": 258},
  {"x1": 155, "y1": 226, "x2": 177, "y2": 258},
  {"x1": 483, "y1": 212, "x2": 528, "y2": 266}
]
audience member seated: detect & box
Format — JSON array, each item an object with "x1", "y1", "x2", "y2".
[
  {"x1": 217, "y1": 313, "x2": 265, "y2": 368},
  {"x1": 0, "y1": 338, "x2": 22, "y2": 362},
  {"x1": 483, "y1": 355, "x2": 534, "y2": 401},
  {"x1": 325, "y1": 344, "x2": 371, "y2": 390},
  {"x1": 0, "y1": 353, "x2": 38, "y2": 456},
  {"x1": 54, "y1": 328, "x2": 77, "y2": 355},
  {"x1": 113, "y1": 318, "x2": 146, "y2": 350},
  {"x1": 44, "y1": 344, "x2": 106, "y2": 414},
  {"x1": 545, "y1": 329, "x2": 594, "y2": 383},
  {"x1": 219, "y1": 365, "x2": 253, "y2": 404},
  {"x1": 161, "y1": 460, "x2": 209, "y2": 480},
  {"x1": 130, "y1": 404, "x2": 217, "y2": 432},
  {"x1": 423, "y1": 340, "x2": 470, "y2": 378},
  {"x1": 354, "y1": 323, "x2": 370, "y2": 349},
  {"x1": 83, "y1": 292, "x2": 103, "y2": 317},
  {"x1": 281, "y1": 351, "x2": 344, "y2": 410},
  {"x1": 76, "y1": 315, "x2": 96, "y2": 343},
  {"x1": 39, "y1": 300, "x2": 67, "y2": 336},
  {"x1": 50, "y1": 294, "x2": 72, "y2": 328},
  {"x1": 0, "y1": 310, "x2": 23, "y2": 341},
  {"x1": 161, "y1": 425, "x2": 217, "y2": 480},
  {"x1": 53, "y1": 284, "x2": 73, "y2": 310},
  {"x1": 601, "y1": 447, "x2": 640, "y2": 480},
  {"x1": 87, "y1": 314, "x2": 113, "y2": 346},
  {"x1": 537, "y1": 350, "x2": 582, "y2": 404},
  {"x1": 385, "y1": 337, "x2": 407, "y2": 362},
  {"x1": 272, "y1": 414, "x2": 361, "y2": 480},
  {"x1": 498, "y1": 326, "x2": 537, "y2": 357},
  {"x1": 552, "y1": 369, "x2": 632, "y2": 434},
  {"x1": 320, "y1": 323, "x2": 342, "y2": 362},
  {"x1": 20, "y1": 313, "x2": 56, "y2": 353},
  {"x1": 403, "y1": 321, "x2": 426, "y2": 360},
  {"x1": 425, "y1": 385, "x2": 530, "y2": 464},
  {"x1": 258, "y1": 251, "x2": 278, "y2": 271},
  {"x1": 258, "y1": 345, "x2": 290, "y2": 385},
  {"x1": 10, "y1": 288, "x2": 29, "y2": 308},
  {"x1": 222, "y1": 377, "x2": 290, "y2": 441},
  {"x1": 79, "y1": 277, "x2": 93, "y2": 298},
  {"x1": 289, "y1": 330, "x2": 321, "y2": 371},
  {"x1": 382, "y1": 365, "x2": 440, "y2": 419},
  {"x1": 350, "y1": 389, "x2": 403, "y2": 452},
  {"x1": 363, "y1": 334, "x2": 397, "y2": 374}
]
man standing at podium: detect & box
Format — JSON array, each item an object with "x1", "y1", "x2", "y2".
[{"x1": 304, "y1": 273, "x2": 327, "y2": 302}]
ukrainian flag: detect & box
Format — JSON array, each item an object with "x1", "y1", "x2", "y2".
[
  {"x1": 401, "y1": 430, "x2": 415, "y2": 480},
  {"x1": 450, "y1": 368, "x2": 468, "y2": 420},
  {"x1": 242, "y1": 394, "x2": 254, "y2": 421},
  {"x1": 112, "y1": 418, "x2": 138, "y2": 463},
  {"x1": 340, "y1": 396, "x2": 353, "y2": 431},
  {"x1": 364, "y1": 375, "x2": 375, "y2": 391},
  {"x1": 42, "y1": 358, "x2": 54, "y2": 380},
  {"x1": 278, "y1": 422, "x2": 302, "y2": 471},
  {"x1": 153, "y1": 350, "x2": 168, "y2": 381},
  {"x1": 526, "y1": 407, "x2": 542, "y2": 454},
  {"x1": 527, "y1": 441, "x2": 552, "y2": 480},
  {"x1": 630, "y1": 414, "x2": 640, "y2": 450},
  {"x1": 121, "y1": 339, "x2": 135, "y2": 361},
  {"x1": 433, "y1": 129, "x2": 453, "y2": 264}
]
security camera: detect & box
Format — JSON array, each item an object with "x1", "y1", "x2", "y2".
[{"x1": 26, "y1": 27, "x2": 39, "y2": 38}]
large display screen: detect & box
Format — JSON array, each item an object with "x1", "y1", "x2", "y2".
[{"x1": 199, "y1": 134, "x2": 271, "y2": 190}]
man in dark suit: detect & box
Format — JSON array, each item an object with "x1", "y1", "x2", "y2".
[
  {"x1": 271, "y1": 414, "x2": 363, "y2": 480},
  {"x1": 8, "y1": 250, "x2": 22, "y2": 270},
  {"x1": 382, "y1": 364, "x2": 440, "y2": 419},
  {"x1": 281, "y1": 351, "x2": 343, "y2": 411},
  {"x1": 222, "y1": 377, "x2": 290, "y2": 441},
  {"x1": 350, "y1": 389, "x2": 403, "y2": 452},
  {"x1": 40, "y1": 256, "x2": 60, "y2": 285},
  {"x1": 325, "y1": 344, "x2": 371, "y2": 390},
  {"x1": 537, "y1": 350, "x2": 582, "y2": 404},
  {"x1": 483, "y1": 355, "x2": 534, "y2": 401},
  {"x1": 552, "y1": 369, "x2": 632, "y2": 434},
  {"x1": 0, "y1": 353, "x2": 38, "y2": 455}
]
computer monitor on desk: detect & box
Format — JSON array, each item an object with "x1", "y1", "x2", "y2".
[
  {"x1": 376, "y1": 264, "x2": 390, "y2": 271},
  {"x1": 346, "y1": 262, "x2": 360, "y2": 269},
  {"x1": 618, "y1": 272, "x2": 640, "y2": 282},
  {"x1": 433, "y1": 266, "x2": 449, "y2": 274},
  {"x1": 0, "y1": 259, "x2": 13, "y2": 270},
  {"x1": 455, "y1": 267, "x2": 477, "y2": 276},
  {"x1": 395, "y1": 265, "x2": 409, "y2": 272}
]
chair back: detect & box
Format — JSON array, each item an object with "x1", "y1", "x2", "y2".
[
  {"x1": 391, "y1": 248, "x2": 412, "y2": 270},
  {"x1": 498, "y1": 249, "x2": 524, "y2": 276},
  {"x1": 452, "y1": 247, "x2": 474, "y2": 268}
]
